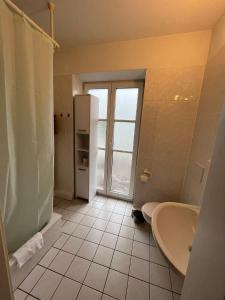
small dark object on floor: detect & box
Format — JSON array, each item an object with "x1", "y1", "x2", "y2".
[{"x1": 131, "y1": 209, "x2": 145, "y2": 223}]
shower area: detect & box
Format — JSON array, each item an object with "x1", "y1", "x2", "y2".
[{"x1": 0, "y1": 0, "x2": 61, "y2": 290}]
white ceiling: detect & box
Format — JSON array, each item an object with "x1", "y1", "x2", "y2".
[{"x1": 13, "y1": 0, "x2": 225, "y2": 48}]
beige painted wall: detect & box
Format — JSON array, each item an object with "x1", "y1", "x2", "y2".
[
  {"x1": 54, "y1": 30, "x2": 211, "y2": 207},
  {"x1": 54, "y1": 31, "x2": 210, "y2": 74},
  {"x1": 182, "y1": 14, "x2": 225, "y2": 205},
  {"x1": 54, "y1": 74, "x2": 82, "y2": 200}
]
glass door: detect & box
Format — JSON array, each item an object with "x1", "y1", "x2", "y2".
[{"x1": 85, "y1": 81, "x2": 143, "y2": 201}]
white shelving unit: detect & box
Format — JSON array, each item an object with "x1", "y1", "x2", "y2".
[{"x1": 74, "y1": 95, "x2": 98, "y2": 201}]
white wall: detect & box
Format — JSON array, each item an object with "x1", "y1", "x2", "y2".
[
  {"x1": 182, "y1": 14, "x2": 225, "y2": 205},
  {"x1": 54, "y1": 74, "x2": 82, "y2": 200},
  {"x1": 181, "y1": 13, "x2": 225, "y2": 299},
  {"x1": 54, "y1": 31, "x2": 211, "y2": 207},
  {"x1": 181, "y1": 95, "x2": 225, "y2": 300}
]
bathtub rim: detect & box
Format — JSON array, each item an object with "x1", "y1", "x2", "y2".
[{"x1": 151, "y1": 201, "x2": 200, "y2": 276}]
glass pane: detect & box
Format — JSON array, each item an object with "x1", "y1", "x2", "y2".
[
  {"x1": 98, "y1": 121, "x2": 106, "y2": 148},
  {"x1": 111, "y1": 152, "x2": 132, "y2": 195},
  {"x1": 97, "y1": 149, "x2": 105, "y2": 190},
  {"x1": 113, "y1": 122, "x2": 135, "y2": 152},
  {"x1": 115, "y1": 88, "x2": 139, "y2": 120},
  {"x1": 88, "y1": 89, "x2": 108, "y2": 119}
]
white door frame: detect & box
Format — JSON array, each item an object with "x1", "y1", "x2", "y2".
[
  {"x1": 0, "y1": 214, "x2": 14, "y2": 299},
  {"x1": 84, "y1": 81, "x2": 144, "y2": 201},
  {"x1": 84, "y1": 82, "x2": 112, "y2": 196}
]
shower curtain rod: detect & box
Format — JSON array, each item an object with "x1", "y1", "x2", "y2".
[{"x1": 3, "y1": 0, "x2": 60, "y2": 49}]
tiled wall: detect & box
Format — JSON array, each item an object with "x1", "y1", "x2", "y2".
[
  {"x1": 182, "y1": 14, "x2": 225, "y2": 206},
  {"x1": 134, "y1": 66, "x2": 204, "y2": 208},
  {"x1": 54, "y1": 31, "x2": 211, "y2": 207}
]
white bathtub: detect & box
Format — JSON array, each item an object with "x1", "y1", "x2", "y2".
[
  {"x1": 9, "y1": 212, "x2": 62, "y2": 290},
  {"x1": 151, "y1": 202, "x2": 200, "y2": 276}
]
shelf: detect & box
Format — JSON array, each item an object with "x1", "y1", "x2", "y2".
[
  {"x1": 76, "y1": 148, "x2": 89, "y2": 152},
  {"x1": 76, "y1": 131, "x2": 89, "y2": 135},
  {"x1": 77, "y1": 165, "x2": 89, "y2": 170}
]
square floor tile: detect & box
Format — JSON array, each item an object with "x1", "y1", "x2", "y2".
[
  {"x1": 20, "y1": 265, "x2": 46, "y2": 293},
  {"x1": 102, "y1": 295, "x2": 116, "y2": 300},
  {"x1": 102, "y1": 204, "x2": 115, "y2": 212},
  {"x1": 110, "y1": 213, "x2": 123, "y2": 224},
  {"x1": 72, "y1": 224, "x2": 90, "y2": 239},
  {"x1": 126, "y1": 277, "x2": 149, "y2": 300},
  {"x1": 87, "y1": 208, "x2": 101, "y2": 217},
  {"x1": 77, "y1": 205, "x2": 91, "y2": 214},
  {"x1": 52, "y1": 277, "x2": 81, "y2": 300},
  {"x1": 124, "y1": 208, "x2": 132, "y2": 216},
  {"x1": 49, "y1": 250, "x2": 74, "y2": 274},
  {"x1": 92, "y1": 201, "x2": 104, "y2": 209},
  {"x1": 129, "y1": 256, "x2": 150, "y2": 282},
  {"x1": 62, "y1": 221, "x2": 77, "y2": 234},
  {"x1": 104, "y1": 269, "x2": 128, "y2": 300},
  {"x1": 77, "y1": 285, "x2": 102, "y2": 300},
  {"x1": 54, "y1": 233, "x2": 70, "y2": 249},
  {"x1": 173, "y1": 293, "x2": 181, "y2": 300},
  {"x1": 86, "y1": 228, "x2": 103, "y2": 243},
  {"x1": 56, "y1": 199, "x2": 70, "y2": 209},
  {"x1": 62, "y1": 236, "x2": 83, "y2": 254},
  {"x1": 80, "y1": 215, "x2": 96, "y2": 227},
  {"x1": 150, "y1": 246, "x2": 168, "y2": 266},
  {"x1": 93, "y1": 245, "x2": 114, "y2": 267},
  {"x1": 31, "y1": 270, "x2": 62, "y2": 300},
  {"x1": 111, "y1": 251, "x2": 131, "y2": 274},
  {"x1": 119, "y1": 225, "x2": 134, "y2": 239},
  {"x1": 150, "y1": 284, "x2": 173, "y2": 300},
  {"x1": 170, "y1": 269, "x2": 184, "y2": 294},
  {"x1": 39, "y1": 247, "x2": 59, "y2": 267},
  {"x1": 100, "y1": 232, "x2": 118, "y2": 249},
  {"x1": 116, "y1": 237, "x2": 133, "y2": 254},
  {"x1": 132, "y1": 241, "x2": 150, "y2": 261},
  {"x1": 105, "y1": 222, "x2": 121, "y2": 235},
  {"x1": 60, "y1": 209, "x2": 74, "y2": 221},
  {"x1": 150, "y1": 231, "x2": 157, "y2": 247},
  {"x1": 14, "y1": 289, "x2": 28, "y2": 300},
  {"x1": 150, "y1": 262, "x2": 171, "y2": 290},
  {"x1": 84, "y1": 262, "x2": 109, "y2": 292},
  {"x1": 122, "y1": 216, "x2": 135, "y2": 227},
  {"x1": 68, "y1": 212, "x2": 85, "y2": 223},
  {"x1": 113, "y1": 206, "x2": 126, "y2": 215},
  {"x1": 77, "y1": 240, "x2": 98, "y2": 260},
  {"x1": 98, "y1": 210, "x2": 112, "y2": 221},
  {"x1": 66, "y1": 256, "x2": 91, "y2": 283},
  {"x1": 134, "y1": 228, "x2": 150, "y2": 244},
  {"x1": 93, "y1": 219, "x2": 108, "y2": 231}
]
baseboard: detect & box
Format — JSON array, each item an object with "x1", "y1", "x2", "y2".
[{"x1": 54, "y1": 189, "x2": 74, "y2": 201}]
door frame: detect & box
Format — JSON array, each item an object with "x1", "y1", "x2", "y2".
[
  {"x1": 84, "y1": 82, "x2": 112, "y2": 196},
  {"x1": 84, "y1": 80, "x2": 144, "y2": 201}
]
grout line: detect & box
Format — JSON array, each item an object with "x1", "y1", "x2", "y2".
[{"x1": 19, "y1": 197, "x2": 173, "y2": 300}]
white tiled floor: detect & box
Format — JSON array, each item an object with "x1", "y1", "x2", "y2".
[{"x1": 14, "y1": 196, "x2": 183, "y2": 300}]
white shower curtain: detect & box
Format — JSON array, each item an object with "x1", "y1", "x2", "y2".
[{"x1": 0, "y1": 0, "x2": 54, "y2": 252}]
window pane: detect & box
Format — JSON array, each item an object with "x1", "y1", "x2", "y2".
[
  {"x1": 113, "y1": 122, "x2": 135, "y2": 152},
  {"x1": 98, "y1": 121, "x2": 106, "y2": 148},
  {"x1": 97, "y1": 149, "x2": 105, "y2": 190},
  {"x1": 111, "y1": 152, "x2": 132, "y2": 195},
  {"x1": 88, "y1": 89, "x2": 108, "y2": 119},
  {"x1": 115, "y1": 88, "x2": 138, "y2": 120}
]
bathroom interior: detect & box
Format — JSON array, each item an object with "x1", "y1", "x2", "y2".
[{"x1": 0, "y1": 0, "x2": 225, "y2": 300}]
